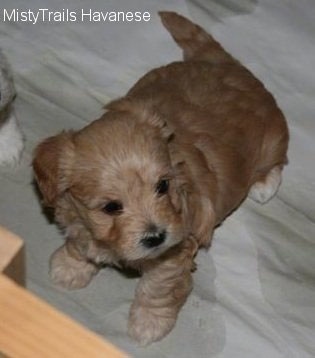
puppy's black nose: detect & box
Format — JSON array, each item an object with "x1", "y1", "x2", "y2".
[{"x1": 141, "y1": 230, "x2": 166, "y2": 249}]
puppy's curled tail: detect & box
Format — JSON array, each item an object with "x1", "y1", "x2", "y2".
[{"x1": 159, "y1": 11, "x2": 236, "y2": 65}]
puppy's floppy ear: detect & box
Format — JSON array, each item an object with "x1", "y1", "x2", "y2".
[
  {"x1": 106, "y1": 97, "x2": 174, "y2": 142},
  {"x1": 191, "y1": 196, "x2": 216, "y2": 247},
  {"x1": 32, "y1": 131, "x2": 74, "y2": 207},
  {"x1": 176, "y1": 160, "x2": 216, "y2": 247}
]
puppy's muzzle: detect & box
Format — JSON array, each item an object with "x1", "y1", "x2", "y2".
[{"x1": 141, "y1": 229, "x2": 166, "y2": 249}]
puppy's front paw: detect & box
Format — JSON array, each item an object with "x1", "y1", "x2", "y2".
[
  {"x1": 128, "y1": 303, "x2": 176, "y2": 346},
  {"x1": 50, "y1": 246, "x2": 98, "y2": 289}
]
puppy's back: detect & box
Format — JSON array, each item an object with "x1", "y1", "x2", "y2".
[{"x1": 125, "y1": 12, "x2": 288, "y2": 219}]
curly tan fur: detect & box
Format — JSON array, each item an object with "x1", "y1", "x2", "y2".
[{"x1": 32, "y1": 12, "x2": 289, "y2": 345}]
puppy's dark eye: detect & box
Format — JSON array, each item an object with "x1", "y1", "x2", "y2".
[
  {"x1": 156, "y1": 179, "x2": 169, "y2": 195},
  {"x1": 102, "y1": 201, "x2": 123, "y2": 215}
]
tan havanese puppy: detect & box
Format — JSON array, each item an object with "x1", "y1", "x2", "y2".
[{"x1": 33, "y1": 12, "x2": 289, "y2": 345}]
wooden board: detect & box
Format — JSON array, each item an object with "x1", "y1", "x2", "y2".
[
  {"x1": 0, "y1": 226, "x2": 25, "y2": 285},
  {"x1": 0, "y1": 226, "x2": 127, "y2": 358}
]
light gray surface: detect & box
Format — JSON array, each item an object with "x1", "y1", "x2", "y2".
[{"x1": 0, "y1": 0, "x2": 315, "y2": 356}]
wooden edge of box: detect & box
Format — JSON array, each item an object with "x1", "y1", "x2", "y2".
[
  {"x1": 0, "y1": 274, "x2": 128, "y2": 358},
  {"x1": 0, "y1": 226, "x2": 128, "y2": 357},
  {"x1": 0, "y1": 226, "x2": 25, "y2": 285}
]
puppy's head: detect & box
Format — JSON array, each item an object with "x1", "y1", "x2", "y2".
[{"x1": 33, "y1": 101, "x2": 190, "y2": 263}]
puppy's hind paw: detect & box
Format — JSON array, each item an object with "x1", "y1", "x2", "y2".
[
  {"x1": 128, "y1": 304, "x2": 176, "y2": 346},
  {"x1": 249, "y1": 166, "x2": 282, "y2": 204},
  {"x1": 50, "y1": 245, "x2": 99, "y2": 290}
]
